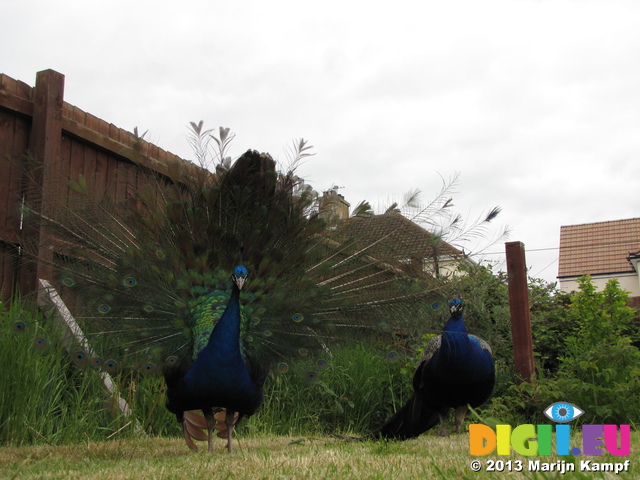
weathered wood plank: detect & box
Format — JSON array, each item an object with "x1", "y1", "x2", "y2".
[
  {"x1": 83, "y1": 111, "x2": 103, "y2": 189},
  {"x1": 0, "y1": 107, "x2": 31, "y2": 245},
  {"x1": 0, "y1": 74, "x2": 33, "y2": 113},
  {"x1": 16, "y1": 80, "x2": 32, "y2": 100},
  {"x1": 0, "y1": 88, "x2": 34, "y2": 117},
  {"x1": 0, "y1": 242, "x2": 18, "y2": 303},
  {"x1": 0, "y1": 111, "x2": 18, "y2": 243},
  {"x1": 505, "y1": 241, "x2": 535, "y2": 383},
  {"x1": 0, "y1": 74, "x2": 18, "y2": 92},
  {"x1": 72, "y1": 104, "x2": 86, "y2": 125},
  {"x1": 24, "y1": 69, "x2": 65, "y2": 294},
  {"x1": 68, "y1": 138, "x2": 85, "y2": 195},
  {"x1": 61, "y1": 117, "x2": 172, "y2": 177}
]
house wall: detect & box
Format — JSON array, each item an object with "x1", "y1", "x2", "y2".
[
  {"x1": 423, "y1": 257, "x2": 471, "y2": 278},
  {"x1": 559, "y1": 273, "x2": 640, "y2": 297}
]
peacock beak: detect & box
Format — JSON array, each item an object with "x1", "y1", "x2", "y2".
[
  {"x1": 234, "y1": 276, "x2": 246, "y2": 291},
  {"x1": 449, "y1": 298, "x2": 463, "y2": 316}
]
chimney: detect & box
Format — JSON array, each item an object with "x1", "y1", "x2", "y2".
[{"x1": 318, "y1": 187, "x2": 350, "y2": 228}]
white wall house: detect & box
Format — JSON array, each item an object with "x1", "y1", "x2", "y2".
[{"x1": 557, "y1": 218, "x2": 640, "y2": 307}]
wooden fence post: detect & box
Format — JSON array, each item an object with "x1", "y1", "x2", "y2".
[
  {"x1": 505, "y1": 241, "x2": 535, "y2": 383},
  {"x1": 21, "y1": 69, "x2": 65, "y2": 294}
]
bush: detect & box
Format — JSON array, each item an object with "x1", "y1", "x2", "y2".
[{"x1": 485, "y1": 275, "x2": 640, "y2": 426}]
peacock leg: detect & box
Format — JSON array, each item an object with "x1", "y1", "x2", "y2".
[
  {"x1": 203, "y1": 407, "x2": 216, "y2": 453},
  {"x1": 437, "y1": 413, "x2": 449, "y2": 437},
  {"x1": 454, "y1": 405, "x2": 468, "y2": 434},
  {"x1": 225, "y1": 409, "x2": 238, "y2": 453}
]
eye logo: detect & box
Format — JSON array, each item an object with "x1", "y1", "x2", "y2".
[{"x1": 544, "y1": 402, "x2": 584, "y2": 423}]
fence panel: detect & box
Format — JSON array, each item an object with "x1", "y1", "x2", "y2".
[{"x1": 0, "y1": 69, "x2": 190, "y2": 303}]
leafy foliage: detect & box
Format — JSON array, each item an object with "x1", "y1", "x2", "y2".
[{"x1": 486, "y1": 275, "x2": 640, "y2": 426}]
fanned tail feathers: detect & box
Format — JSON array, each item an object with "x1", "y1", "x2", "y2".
[{"x1": 20, "y1": 149, "x2": 442, "y2": 379}]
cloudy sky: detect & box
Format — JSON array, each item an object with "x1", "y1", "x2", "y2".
[{"x1": 3, "y1": 0, "x2": 640, "y2": 285}]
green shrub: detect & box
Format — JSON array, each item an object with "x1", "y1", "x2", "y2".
[{"x1": 484, "y1": 275, "x2": 640, "y2": 426}]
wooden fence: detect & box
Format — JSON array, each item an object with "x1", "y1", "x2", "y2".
[{"x1": 0, "y1": 69, "x2": 189, "y2": 303}]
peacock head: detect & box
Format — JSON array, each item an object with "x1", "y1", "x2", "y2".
[
  {"x1": 232, "y1": 265, "x2": 249, "y2": 291},
  {"x1": 449, "y1": 298, "x2": 464, "y2": 317}
]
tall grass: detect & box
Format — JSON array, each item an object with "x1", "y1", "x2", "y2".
[
  {"x1": 1, "y1": 298, "x2": 417, "y2": 446},
  {"x1": 246, "y1": 344, "x2": 413, "y2": 436},
  {"x1": 1, "y1": 298, "x2": 109, "y2": 444},
  {"x1": 0, "y1": 298, "x2": 178, "y2": 445}
]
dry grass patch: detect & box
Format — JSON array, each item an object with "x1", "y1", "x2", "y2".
[{"x1": 0, "y1": 433, "x2": 637, "y2": 479}]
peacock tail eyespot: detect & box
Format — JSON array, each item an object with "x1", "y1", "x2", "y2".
[
  {"x1": 377, "y1": 322, "x2": 389, "y2": 332},
  {"x1": 155, "y1": 249, "x2": 166, "y2": 260},
  {"x1": 387, "y1": 351, "x2": 400, "y2": 363},
  {"x1": 315, "y1": 359, "x2": 328, "y2": 370},
  {"x1": 105, "y1": 360, "x2": 118, "y2": 373},
  {"x1": 251, "y1": 317, "x2": 261, "y2": 326},
  {"x1": 431, "y1": 301, "x2": 444, "y2": 311},
  {"x1": 98, "y1": 304, "x2": 111, "y2": 314},
  {"x1": 298, "y1": 348, "x2": 309, "y2": 357},
  {"x1": 143, "y1": 305, "x2": 155, "y2": 313},
  {"x1": 305, "y1": 371, "x2": 318, "y2": 384},
  {"x1": 263, "y1": 330, "x2": 273, "y2": 337},
  {"x1": 11, "y1": 321, "x2": 27, "y2": 334},
  {"x1": 61, "y1": 277, "x2": 76, "y2": 287},
  {"x1": 91, "y1": 357, "x2": 103, "y2": 368},
  {"x1": 292, "y1": 313, "x2": 304, "y2": 323},
  {"x1": 165, "y1": 356, "x2": 178, "y2": 366},
  {"x1": 72, "y1": 351, "x2": 88, "y2": 366},
  {"x1": 141, "y1": 363, "x2": 157, "y2": 375},
  {"x1": 276, "y1": 362, "x2": 289, "y2": 374},
  {"x1": 33, "y1": 337, "x2": 49, "y2": 350},
  {"x1": 122, "y1": 276, "x2": 138, "y2": 287}
]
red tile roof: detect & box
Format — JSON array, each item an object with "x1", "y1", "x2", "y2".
[
  {"x1": 558, "y1": 218, "x2": 640, "y2": 278},
  {"x1": 338, "y1": 212, "x2": 465, "y2": 260}
]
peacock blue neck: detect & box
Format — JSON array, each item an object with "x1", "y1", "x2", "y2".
[
  {"x1": 443, "y1": 312, "x2": 467, "y2": 335},
  {"x1": 438, "y1": 314, "x2": 472, "y2": 363},
  {"x1": 206, "y1": 282, "x2": 242, "y2": 355}
]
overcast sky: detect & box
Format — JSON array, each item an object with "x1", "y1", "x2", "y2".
[{"x1": 3, "y1": 0, "x2": 640, "y2": 285}]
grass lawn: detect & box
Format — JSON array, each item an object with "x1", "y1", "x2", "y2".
[{"x1": 0, "y1": 432, "x2": 637, "y2": 480}]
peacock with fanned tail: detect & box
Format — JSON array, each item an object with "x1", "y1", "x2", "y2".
[
  {"x1": 19, "y1": 146, "x2": 451, "y2": 452},
  {"x1": 373, "y1": 298, "x2": 495, "y2": 440}
]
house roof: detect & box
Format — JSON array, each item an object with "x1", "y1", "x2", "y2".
[
  {"x1": 337, "y1": 212, "x2": 465, "y2": 260},
  {"x1": 558, "y1": 218, "x2": 640, "y2": 278}
]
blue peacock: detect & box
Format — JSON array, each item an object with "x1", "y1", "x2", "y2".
[
  {"x1": 21, "y1": 148, "x2": 449, "y2": 452},
  {"x1": 374, "y1": 298, "x2": 495, "y2": 439}
]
